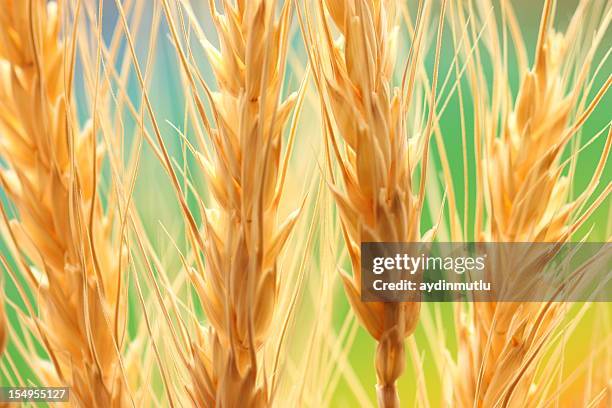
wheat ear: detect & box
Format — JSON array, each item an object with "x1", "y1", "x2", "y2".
[
  {"x1": 298, "y1": 0, "x2": 446, "y2": 406},
  {"x1": 451, "y1": 0, "x2": 611, "y2": 406},
  {"x1": 0, "y1": 1, "x2": 132, "y2": 405},
  {"x1": 159, "y1": 0, "x2": 299, "y2": 406}
]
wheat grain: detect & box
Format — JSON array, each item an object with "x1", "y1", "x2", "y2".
[
  {"x1": 0, "y1": 1, "x2": 132, "y2": 405},
  {"x1": 160, "y1": 0, "x2": 300, "y2": 406},
  {"x1": 297, "y1": 0, "x2": 446, "y2": 406},
  {"x1": 450, "y1": 0, "x2": 611, "y2": 406}
]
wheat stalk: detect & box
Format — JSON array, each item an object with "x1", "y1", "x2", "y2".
[
  {"x1": 450, "y1": 0, "x2": 611, "y2": 406},
  {"x1": 0, "y1": 1, "x2": 133, "y2": 405},
  {"x1": 158, "y1": 0, "x2": 300, "y2": 405},
  {"x1": 297, "y1": 0, "x2": 447, "y2": 406}
]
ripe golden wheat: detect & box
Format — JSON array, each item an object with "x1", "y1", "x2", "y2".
[
  {"x1": 298, "y1": 0, "x2": 446, "y2": 406},
  {"x1": 0, "y1": 1, "x2": 132, "y2": 406},
  {"x1": 159, "y1": 0, "x2": 300, "y2": 406},
  {"x1": 0, "y1": 0, "x2": 609, "y2": 407},
  {"x1": 450, "y1": 0, "x2": 611, "y2": 406}
]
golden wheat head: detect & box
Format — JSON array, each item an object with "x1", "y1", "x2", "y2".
[
  {"x1": 0, "y1": 0, "x2": 132, "y2": 405},
  {"x1": 160, "y1": 0, "x2": 300, "y2": 406},
  {"x1": 298, "y1": 0, "x2": 447, "y2": 406},
  {"x1": 450, "y1": 0, "x2": 611, "y2": 406}
]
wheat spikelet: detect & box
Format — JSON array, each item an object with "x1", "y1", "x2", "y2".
[
  {"x1": 450, "y1": 0, "x2": 611, "y2": 406},
  {"x1": 0, "y1": 1, "x2": 132, "y2": 405},
  {"x1": 159, "y1": 0, "x2": 299, "y2": 405},
  {"x1": 298, "y1": 0, "x2": 446, "y2": 406}
]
